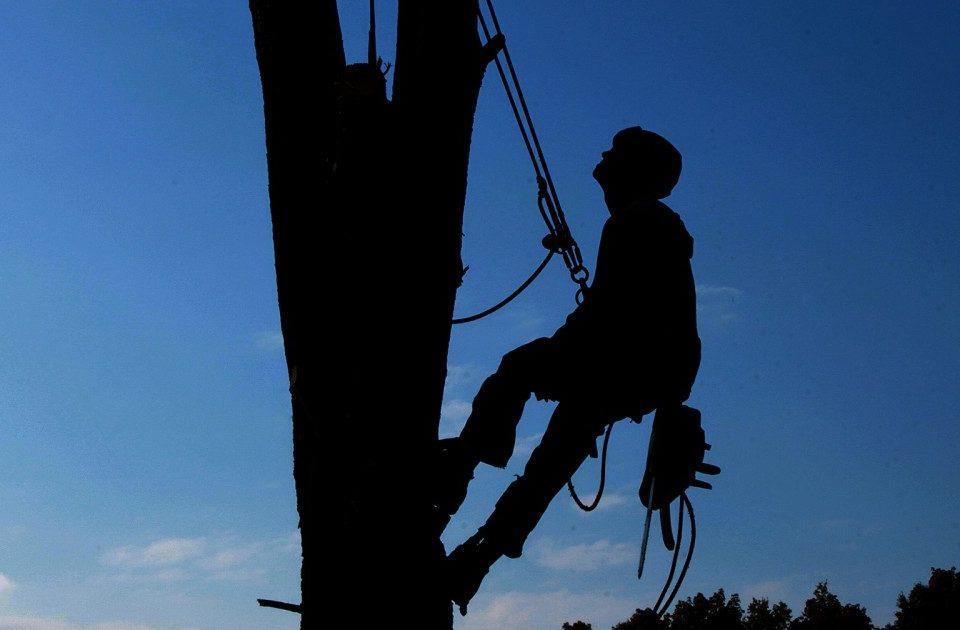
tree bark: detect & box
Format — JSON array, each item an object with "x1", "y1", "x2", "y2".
[{"x1": 249, "y1": 1, "x2": 487, "y2": 626}]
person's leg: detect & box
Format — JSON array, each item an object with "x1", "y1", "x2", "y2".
[
  {"x1": 447, "y1": 401, "x2": 610, "y2": 612},
  {"x1": 459, "y1": 337, "x2": 558, "y2": 467},
  {"x1": 481, "y1": 400, "x2": 606, "y2": 557},
  {"x1": 434, "y1": 337, "x2": 559, "y2": 520}
]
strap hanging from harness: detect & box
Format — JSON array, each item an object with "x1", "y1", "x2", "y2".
[
  {"x1": 651, "y1": 493, "x2": 697, "y2": 618},
  {"x1": 566, "y1": 423, "x2": 614, "y2": 512},
  {"x1": 452, "y1": 0, "x2": 590, "y2": 325}
]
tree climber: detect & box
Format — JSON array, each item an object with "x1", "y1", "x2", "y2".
[{"x1": 436, "y1": 126, "x2": 706, "y2": 613}]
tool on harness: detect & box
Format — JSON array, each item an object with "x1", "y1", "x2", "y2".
[
  {"x1": 640, "y1": 407, "x2": 719, "y2": 517},
  {"x1": 567, "y1": 406, "x2": 718, "y2": 619},
  {"x1": 634, "y1": 406, "x2": 720, "y2": 618},
  {"x1": 452, "y1": 0, "x2": 589, "y2": 325}
]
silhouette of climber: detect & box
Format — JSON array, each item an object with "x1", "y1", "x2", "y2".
[{"x1": 436, "y1": 127, "x2": 703, "y2": 613}]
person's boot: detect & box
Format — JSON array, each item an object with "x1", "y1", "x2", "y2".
[
  {"x1": 432, "y1": 437, "x2": 479, "y2": 520},
  {"x1": 446, "y1": 529, "x2": 501, "y2": 616}
]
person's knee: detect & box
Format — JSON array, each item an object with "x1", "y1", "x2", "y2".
[
  {"x1": 498, "y1": 337, "x2": 552, "y2": 375},
  {"x1": 523, "y1": 440, "x2": 593, "y2": 485}
]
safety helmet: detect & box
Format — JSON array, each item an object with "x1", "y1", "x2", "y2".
[{"x1": 611, "y1": 127, "x2": 682, "y2": 199}]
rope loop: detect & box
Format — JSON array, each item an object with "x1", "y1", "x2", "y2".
[{"x1": 567, "y1": 423, "x2": 614, "y2": 511}]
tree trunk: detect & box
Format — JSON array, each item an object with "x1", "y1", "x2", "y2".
[{"x1": 249, "y1": 1, "x2": 487, "y2": 626}]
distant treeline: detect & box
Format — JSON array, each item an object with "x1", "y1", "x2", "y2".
[{"x1": 562, "y1": 566, "x2": 958, "y2": 630}]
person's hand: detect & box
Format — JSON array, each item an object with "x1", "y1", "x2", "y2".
[{"x1": 639, "y1": 405, "x2": 720, "y2": 549}]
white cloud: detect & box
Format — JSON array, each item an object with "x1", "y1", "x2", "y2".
[
  {"x1": 696, "y1": 284, "x2": 743, "y2": 325},
  {"x1": 568, "y1": 492, "x2": 630, "y2": 513},
  {"x1": 197, "y1": 541, "x2": 271, "y2": 582},
  {"x1": 440, "y1": 399, "x2": 472, "y2": 436},
  {"x1": 517, "y1": 316, "x2": 545, "y2": 329},
  {"x1": 1, "y1": 532, "x2": 298, "y2": 630},
  {"x1": 102, "y1": 538, "x2": 205, "y2": 568},
  {"x1": 0, "y1": 618, "x2": 152, "y2": 630},
  {"x1": 533, "y1": 538, "x2": 633, "y2": 571},
  {"x1": 512, "y1": 432, "x2": 543, "y2": 458},
  {"x1": 274, "y1": 530, "x2": 301, "y2": 555},
  {"x1": 0, "y1": 617, "x2": 71, "y2": 630},
  {"x1": 201, "y1": 546, "x2": 258, "y2": 571},
  {"x1": 255, "y1": 330, "x2": 284, "y2": 352},
  {"x1": 740, "y1": 578, "x2": 792, "y2": 603},
  {"x1": 151, "y1": 568, "x2": 188, "y2": 583},
  {"x1": 697, "y1": 285, "x2": 743, "y2": 299},
  {"x1": 445, "y1": 364, "x2": 477, "y2": 389},
  {"x1": 458, "y1": 590, "x2": 638, "y2": 630},
  {"x1": 101, "y1": 532, "x2": 298, "y2": 584}
]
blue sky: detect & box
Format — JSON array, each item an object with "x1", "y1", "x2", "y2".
[{"x1": 0, "y1": 1, "x2": 957, "y2": 629}]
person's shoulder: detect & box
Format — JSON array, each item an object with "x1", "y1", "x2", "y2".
[
  {"x1": 606, "y1": 201, "x2": 694, "y2": 255},
  {"x1": 645, "y1": 201, "x2": 694, "y2": 258},
  {"x1": 652, "y1": 199, "x2": 682, "y2": 222}
]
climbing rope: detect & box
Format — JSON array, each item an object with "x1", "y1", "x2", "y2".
[
  {"x1": 653, "y1": 493, "x2": 696, "y2": 618},
  {"x1": 479, "y1": 0, "x2": 588, "y2": 287},
  {"x1": 452, "y1": 251, "x2": 553, "y2": 324},
  {"x1": 452, "y1": 0, "x2": 590, "y2": 325},
  {"x1": 565, "y1": 422, "x2": 614, "y2": 511}
]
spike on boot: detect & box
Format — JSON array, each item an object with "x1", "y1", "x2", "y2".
[{"x1": 446, "y1": 530, "x2": 501, "y2": 616}]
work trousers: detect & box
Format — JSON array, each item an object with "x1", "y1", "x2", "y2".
[{"x1": 459, "y1": 337, "x2": 659, "y2": 558}]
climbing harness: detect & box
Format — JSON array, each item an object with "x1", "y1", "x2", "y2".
[{"x1": 451, "y1": 0, "x2": 590, "y2": 325}]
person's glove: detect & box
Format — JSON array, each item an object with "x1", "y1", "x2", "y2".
[{"x1": 639, "y1": 405, "x2": 720, "y2": 550}]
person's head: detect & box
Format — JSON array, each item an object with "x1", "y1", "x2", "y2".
[{"x1": 592, "y1": 127, "x2": 682, "y2": 206}]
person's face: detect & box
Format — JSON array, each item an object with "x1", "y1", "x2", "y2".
[
  {"x1": 593, "y1": 139, "x2": 630, "y2": 192},
  {"x1": 592, "y1": 146, "x2": 615, "y2": 188}
]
